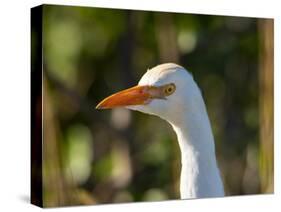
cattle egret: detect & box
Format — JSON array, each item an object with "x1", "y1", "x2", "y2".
[{"x1": 96, "y1": 63, "x2": 224, "y2": 199}]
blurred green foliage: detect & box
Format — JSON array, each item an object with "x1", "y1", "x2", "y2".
[{"x1": 39, "y1": 5, "x2": 273, "y2": 207}]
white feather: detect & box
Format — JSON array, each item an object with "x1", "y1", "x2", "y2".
[{"x1": 128, "y1": 63, "x2": 224, "y2": 198}]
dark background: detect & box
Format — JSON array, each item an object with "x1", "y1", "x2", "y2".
[{"x1": 34, "y1": 4, "x2": 273, "y2": 207}]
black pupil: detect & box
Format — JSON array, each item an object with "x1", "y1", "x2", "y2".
[{"x1": 168, "y1": 87, "x2": 172, "y2": 92}]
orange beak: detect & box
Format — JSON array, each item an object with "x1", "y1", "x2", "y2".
[{"x1": 96, "y1": 85, "x2": 154, "y2": 109}]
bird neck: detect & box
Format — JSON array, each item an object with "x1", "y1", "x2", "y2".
[{"x1": 170, "y1": 102, "x2": 224, "y2": 199}]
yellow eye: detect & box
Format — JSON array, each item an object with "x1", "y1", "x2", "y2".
[{"x1": 164, "y1": 83, "x2": 176, "y2": 96}]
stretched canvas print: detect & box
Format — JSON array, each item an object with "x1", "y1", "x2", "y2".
[{"x1": 31, "y1": 4, "x2": 274, "y2": 208}]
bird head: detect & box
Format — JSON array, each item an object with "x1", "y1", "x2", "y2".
[{"x1": 96, "y1": 63, "x2": 201, "y2": 124}]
